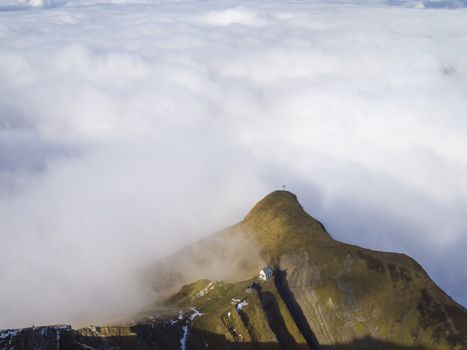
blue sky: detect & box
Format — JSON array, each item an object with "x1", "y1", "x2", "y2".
[{"x1": 0, "y1": 0, "x2": 466, "y2": 328}]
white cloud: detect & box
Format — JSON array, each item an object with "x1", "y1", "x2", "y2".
[
  {"x1": 202, "y1": 7, "x2": 267, "y2": 27},
  {"x1": 0, "y1": 0, "x2": 466, "y2": 328}
]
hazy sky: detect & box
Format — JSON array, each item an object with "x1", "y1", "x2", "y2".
[{"x1": 0, "y1": 0, "x2": 466, "y2": 328}]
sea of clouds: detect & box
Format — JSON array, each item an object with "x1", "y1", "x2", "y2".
[{"x1": 0, "y1": 0, "x2": 466, "y2": 328}]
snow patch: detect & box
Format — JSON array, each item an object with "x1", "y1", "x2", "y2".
[
  {"x1": 194, "y1": 282, "x2": 214, "y2": 298},
  {"x1": 189, "y1": 308, "x2": 204, "y2": 321},
  {"x1": 76, "y1": 342, "x2": 96, "y2": 350},
  {"x1": 180, "y1": 325, "x2": 189, "y2": 350},
  {"x1": 0, "y1": 329, "x2": 20, "y2": 340},
  {"x1": 56, "y1": 329, "x2": 61, "y2": 347},
  {"x1": 236, "y1": 300, "x2": 248, "y2": 311}
]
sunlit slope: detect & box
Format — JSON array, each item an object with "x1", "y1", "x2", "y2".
[{"x1": 237, "y1": 191, "x2": 466, "y2": 349}]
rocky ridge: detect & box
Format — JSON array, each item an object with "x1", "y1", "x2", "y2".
[{"x1": 1, "y1": 191, "x2": 466, "y2": 350}]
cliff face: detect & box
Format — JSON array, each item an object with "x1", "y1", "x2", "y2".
[{"x1": 1, "y1": 191, "x2": 466, "y2": 350}]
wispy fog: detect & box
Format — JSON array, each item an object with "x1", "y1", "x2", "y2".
[{"x1": 0, "y1": 0, "x2": 466, "y2": 328}]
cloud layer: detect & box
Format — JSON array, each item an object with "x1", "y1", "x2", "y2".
[{"x1": 0, "y1": 0, "x2": 466, "y2": 328}]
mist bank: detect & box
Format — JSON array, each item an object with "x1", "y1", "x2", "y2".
[{"x1": 0, "y1": 0, "x2": 466, "y2": 328}]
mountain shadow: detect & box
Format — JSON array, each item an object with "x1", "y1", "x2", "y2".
[
  {"x1": 74, "y1": 328, "x2": 431, "y2": 350},
  {"x1": 274, "y1": 269, "x2": 321, "y2": 350}
]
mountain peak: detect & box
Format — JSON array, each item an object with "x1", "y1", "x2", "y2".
[
  {"x1": 241, "y1": 191, "x2": 332, "y2": 258},
  {"x1": 244, "y1": 190, "x2": 301, "y2": 220}
]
